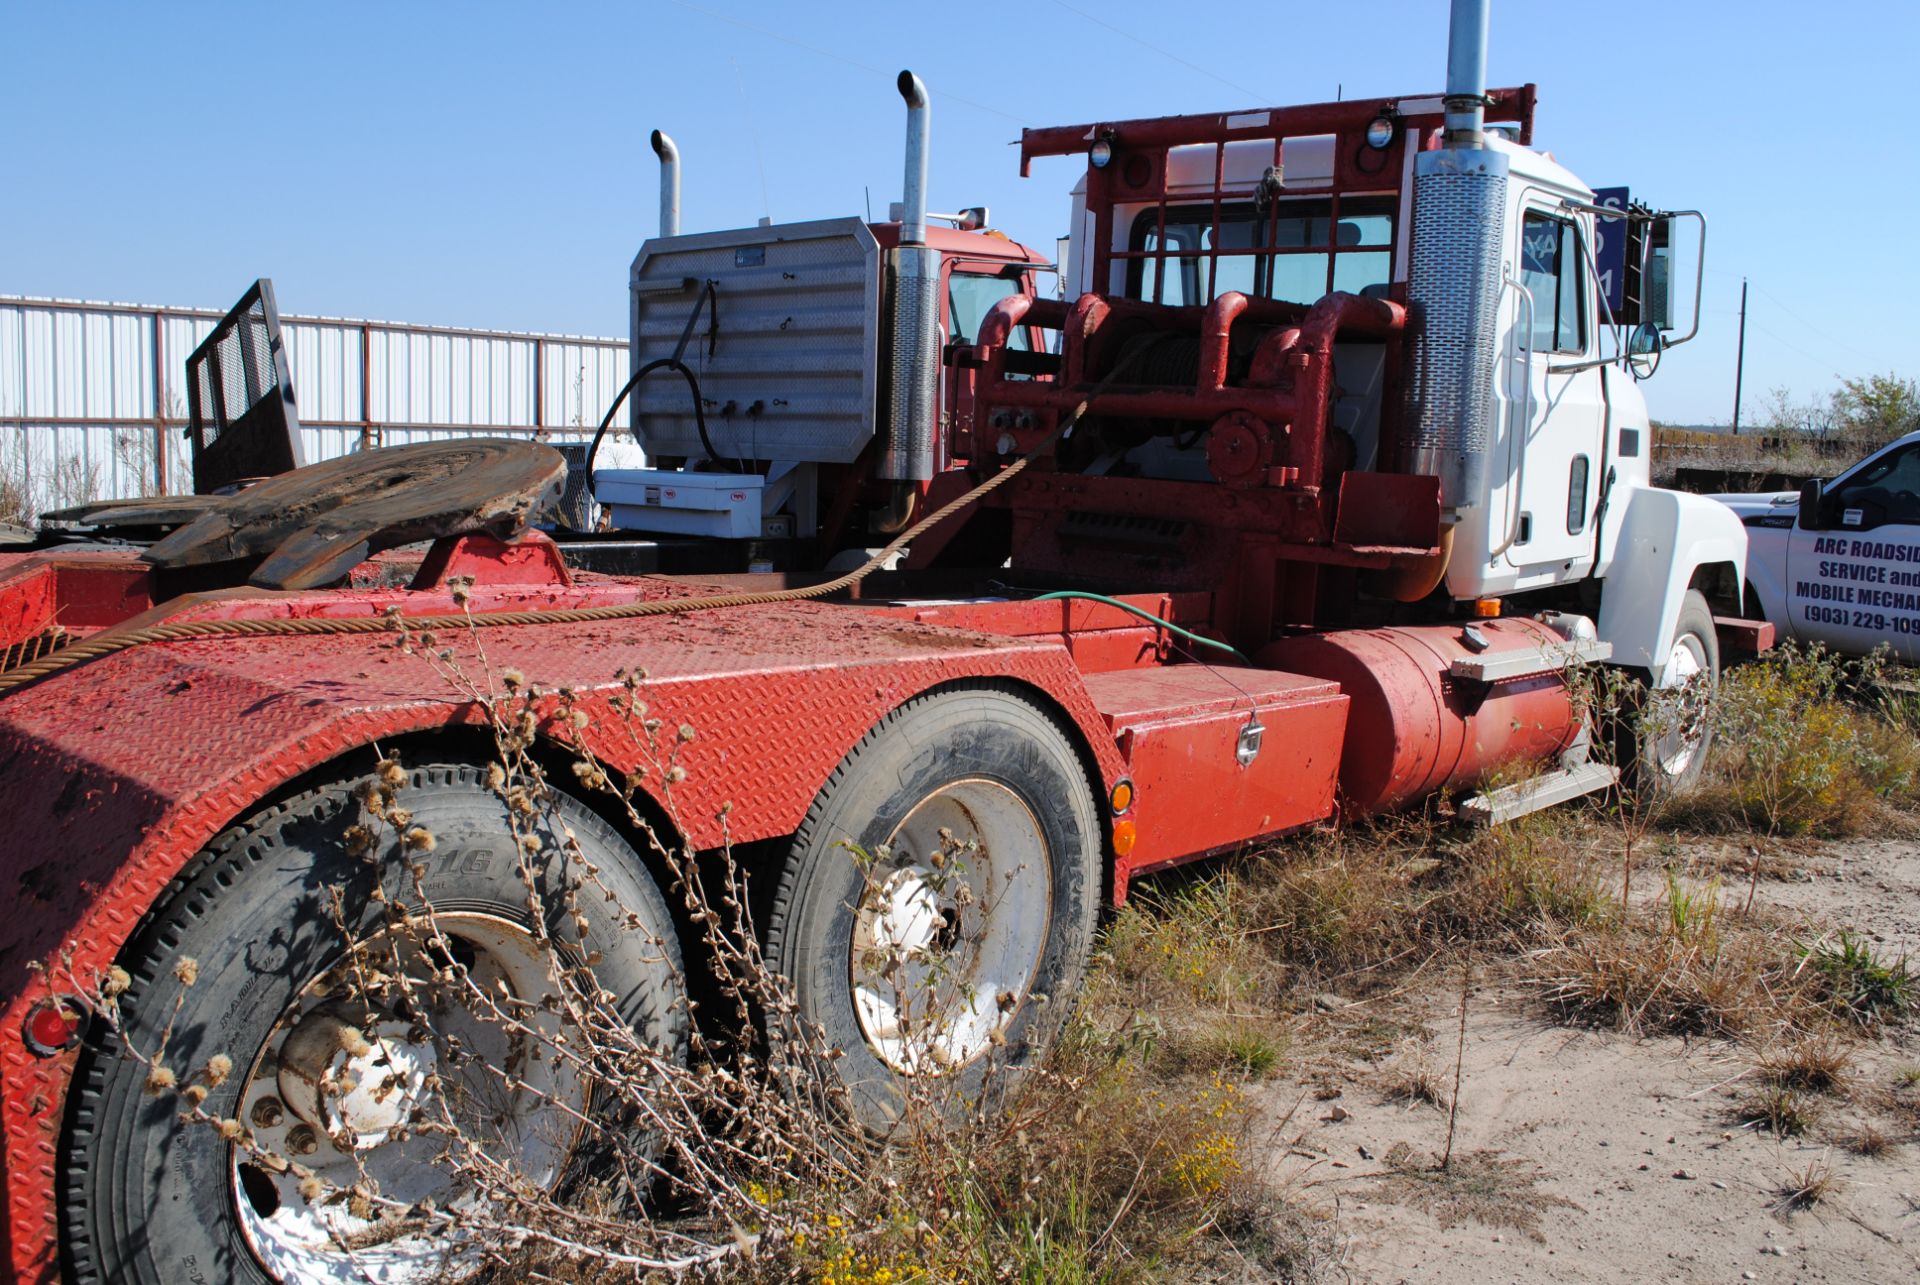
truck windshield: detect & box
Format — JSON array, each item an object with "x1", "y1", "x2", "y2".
[
  {"x1": 1125, "y1": 197, "x2": 1394, "y2": 307},
  {"x1": 949, "y1": 272, "x2": 1030, "y2": 349}
]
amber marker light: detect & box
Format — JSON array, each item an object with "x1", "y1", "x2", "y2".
[
  {"x1": 1112, "y1": 818, "x2": 1138, "y2": 857},
  {"x1": 1110, "y1": 779, "x2": 1134, "y2": 814},
  {"x1": 1473, "y1": 597, "x2": 1502, "y2": 618},
  {"x1": 23, "y1": 996, "x2": 86, "y2": 1057}
]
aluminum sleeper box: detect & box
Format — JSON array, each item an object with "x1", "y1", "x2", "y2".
[
  {"x1": 596, "y1": 467, "x2": 764, "y2": 538},
  {"x1": 629, "y1": 217, "x2": 882, "y2": 468}
]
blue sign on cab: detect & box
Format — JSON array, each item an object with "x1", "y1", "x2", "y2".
[{"x1": 1591, "y1": 186, "x2": 1629, "y2": 313}]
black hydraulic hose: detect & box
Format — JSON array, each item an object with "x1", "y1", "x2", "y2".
[{"x1": 584, "y1": 358, "x2": 736, "y2": 507}]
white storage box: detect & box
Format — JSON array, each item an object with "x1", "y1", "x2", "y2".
[{"x1": 596, "y1": 468, "x2": 764, "y2": 539}]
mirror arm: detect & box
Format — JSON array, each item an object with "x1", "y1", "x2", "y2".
[{"x1": 1659, "y1": 209, "x2": 1707, "y2": 348}]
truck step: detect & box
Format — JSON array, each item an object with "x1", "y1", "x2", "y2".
[
  {"x1": 1448, "y1": 637, "x2": 1610, "y2": 682},
  {"x1": 1457, "y1": 760, "x2": 1619, "y2": 826}
]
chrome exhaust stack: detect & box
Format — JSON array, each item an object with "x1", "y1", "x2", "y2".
[
  {"x1": 650, "y1": 130, "x2": 681, "y2": 238},
  {"x1": 1442, "y1": 0, "x2": 1490, "y2": 148},
  {"x1": 879, "y1": 71, "x2": 940, "y2": 484},
  {"x1": 1405, "y1": 0, "x2": 1506, "y2": 519}
]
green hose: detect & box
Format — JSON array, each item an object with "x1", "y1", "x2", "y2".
[{"x1": 1030, "y1": 591, "x2": 1247, "y2": 664}]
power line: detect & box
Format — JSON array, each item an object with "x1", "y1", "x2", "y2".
[
  {"x1": 665, "y1": 0, "x2": 1027, "y2": 125},
  {"x1": 1751, "y1": 282, "x2": 1901, "y2": 372},
  {"x1": 726, "y1": 55, "x2": 774, "y2": 224},
  {"x1": 1047, "y1": 0, "x2": 1272, "y2": 103}
]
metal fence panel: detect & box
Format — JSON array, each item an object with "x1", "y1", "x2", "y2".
[{"x1": 1, "y1": 296, "x2": 631, "y2": 521}]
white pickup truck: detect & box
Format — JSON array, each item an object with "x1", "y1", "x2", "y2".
[{"x1": 1712, "y1": 428, "x2": 1920, "y2": 663}]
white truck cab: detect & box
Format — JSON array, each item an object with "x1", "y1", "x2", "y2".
[
  {"x1": 1714, "y1": 429, "x2": 1920, "y2": 662},
  {"x1": 1425, "y1": 138, "x2": 1748, "y2": 685}
]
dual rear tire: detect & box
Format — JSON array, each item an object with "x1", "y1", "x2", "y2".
[
  {"x1": 764, "y1": 685, "x2": 1104, "y2": 1131},
  {"x1": 62, "y1": 763, "x2": 684, "y2": 1285},
  {"x1": 63, "y1": 685, "x2": 1104, "y2": 1281}
]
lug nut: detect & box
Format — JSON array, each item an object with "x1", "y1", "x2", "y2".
[
  {"x1": 250, "y1": 1097, "x2": 285, "y2": 1128},
  {"x1": 286, "y1": 1124, "x2": 319, "y2": 1155}
]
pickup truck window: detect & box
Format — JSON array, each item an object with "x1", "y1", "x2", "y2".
[
  {"x1": 1128, "y1": 198, "x2": 1394, "y2": 307},
  {"x1": 1829, "y1": 442, "x2": 1920, "y2": 526},
  {"x1": 1520, "y1": 212, "x2": 1585, "y2": 354},
  {"x1": 949, "y1": 272, "x2": 1030, "y2": 349}
]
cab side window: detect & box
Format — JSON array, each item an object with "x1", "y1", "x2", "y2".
[
  {"x1": 1519, "y1": 213, "x2": 1586, "y2": 354},
  {"x1": 948, "y1": 272, "x2": 1030, "y2": 350},
  {"x1": 1829, "y1": 443, "x2": 1920, "y2": 525}
]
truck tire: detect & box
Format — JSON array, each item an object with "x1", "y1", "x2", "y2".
[
  {"x1": 765, "y1": 684, "x2": 1102, "y2": 1132},
  {"x1": 61, "y1": 761, "x2": 684, "y2": 1285},
  {"x1": 1618, "y1": 589, "x2": 1720, "y2": 798}
]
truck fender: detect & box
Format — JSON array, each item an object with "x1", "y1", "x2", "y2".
[
  {"x1": 1596, "y1": 486, "x2": 1749, "y2": 683},
  {"x1": 1739, "y1": 523, "x2": 1793, "y2": 638}
]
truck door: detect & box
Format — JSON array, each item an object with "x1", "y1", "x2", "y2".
[
  {"x1": 1785, "y1": 438, "x2": 1920, "y2": 661},
  {"x1": 1502, "y1": 206, "x2": 1607, "y2": 578}
]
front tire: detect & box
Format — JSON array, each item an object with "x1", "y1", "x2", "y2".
[
  {"x1": 61, "y1": 761, "x2": 685, "y2": 1285},
  {"x1": 1618, "y1": 589, "x2": 1720, "y2": 798},
  {"x1": 765, "y1": 685, "x2": 1102, "y2": 1132}
]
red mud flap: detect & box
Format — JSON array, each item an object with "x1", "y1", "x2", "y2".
[{"x1": 1714, "y1": 615, "x2": 1775, "y2": 656}]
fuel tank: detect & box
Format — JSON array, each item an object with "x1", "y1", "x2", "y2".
[{"x1": 1258, "y1": 617, "x2": 1581, "y2": 815}]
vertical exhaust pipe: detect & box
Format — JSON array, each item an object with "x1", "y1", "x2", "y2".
[
  {"x1": 897, "y1": 72, "x2": 930, "y2": 246},
  {"x1": 1442, "y1": 0, "x2": 1490, "y2": 148},
  {"x1": 650, "y1": 130, "x2": 681, "y2": 237},
  {"x1": 1404, "y1": 0, "x2": 1507, "y2": 536},
  {"x1": 879, "y1": 71, "x2": 940, "y2": 485}
]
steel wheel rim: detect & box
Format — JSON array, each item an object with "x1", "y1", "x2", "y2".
[
  {"x1": 850, "y1": 778, "x2": 1053, "y2": 1075},
  {"x1": 231, "y1": 912, "x2": 586, "y2": 1284},
  {"x1": 1651, "y1": 633, "x2": 1710, "y2": 778}
]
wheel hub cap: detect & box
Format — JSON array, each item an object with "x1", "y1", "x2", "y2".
[
  {"x1": 850, "y1": 779, "x2": 1052, "y2": 1075},
  {"x1": 232, "y1": 913, "x2": 585, "y2": 1284}
]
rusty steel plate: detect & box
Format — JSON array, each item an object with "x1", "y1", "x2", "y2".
[
  {"x1": 143, "y1": 440, "x2": 567, "y2": 590},
  {"x1": 38, "y1": 495, "x2": 232, "y2": 530}
]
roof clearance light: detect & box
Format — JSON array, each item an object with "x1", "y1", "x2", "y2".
[
  {"x1": 1089, "y1": 134, "x2": 1115, "y2": 169},
  {"x1": 1365, "y1": 115, "x2": 1395, "y2": 150}
]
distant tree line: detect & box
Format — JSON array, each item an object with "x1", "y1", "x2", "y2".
[{"x1": 1761, "y1": 373, "x2": 1919, "y2": 451}]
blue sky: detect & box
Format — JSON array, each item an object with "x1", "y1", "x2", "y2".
[{"x1": 3, "y1": 0, "x2": 1914, "y2": 426}]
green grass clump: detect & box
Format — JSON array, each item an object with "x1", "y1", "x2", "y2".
[{"x1": 1801, "y1": 929, "x2": 1914, "y2": 1024}]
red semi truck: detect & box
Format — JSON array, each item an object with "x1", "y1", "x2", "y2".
[{"x1": 1, "y1": 3, "x2": 1766, "y2": 1281}]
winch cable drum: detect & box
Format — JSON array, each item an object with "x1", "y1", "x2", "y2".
[{"x1": 0, "y1": 357, "x2": 1146, "y2": 697}]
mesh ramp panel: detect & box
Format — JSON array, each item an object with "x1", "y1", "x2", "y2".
[{"x1": 184, "y1": 279, "x2": 305, "y2": 493}]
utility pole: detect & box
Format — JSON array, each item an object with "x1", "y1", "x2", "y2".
[{"x1": 1731, "y1": 277, "x2": 1748, "y2": 434}]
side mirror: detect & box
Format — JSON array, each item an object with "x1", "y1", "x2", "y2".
[
  {"x1": 1626, "y1": 322, "x2": 1664, "y2": 379},
  {"x1": 1798, "y1": 478, "x2": 1825, "y2": 530}
]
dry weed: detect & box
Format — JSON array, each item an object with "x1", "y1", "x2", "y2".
[
  {"x1": 1846, "y1": 1123, "x2": 1897, "y2": 1159},
  {"x1": 1369, "y1": 1147, "x2": 1578, "y2": 1241},
  {"x1": 1756, "y1": 1034, "x2": 1854, "y2": 1094},
  {"x1": 1773, "y1": 1159, "x2": 1844, "y2": 1216},
  {"x1": 1668, "y1": 644, "x2": 1920, "y2": 837},
  {"x1": 1737, "y1": 1086, "x2": 1822, "y2": 1138}
]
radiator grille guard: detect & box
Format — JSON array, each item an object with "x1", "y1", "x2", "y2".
[
  {"x1": 1405, "y1": 148, "x2": 1509, "y2": 510},
  {"x1": 629, "y1": 218, "x2": 882, "y2": 467},
  {"x1": 879, "y1": 245, "x2": 941, "y2": 482}
]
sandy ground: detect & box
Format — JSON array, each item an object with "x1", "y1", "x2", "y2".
[{"x1": 1251, "y1": 837, "x2": 1920, "y2": 1284}]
